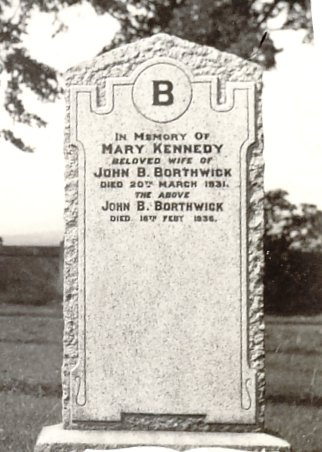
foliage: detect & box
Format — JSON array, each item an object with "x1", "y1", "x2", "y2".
[
  {"x1": 264, "y1": 190, "x2": 322, "y2": 314},
  {"x1": 265, "y1": 189, "x2": 322, "y2": 252},
  {"x1": 0, "y1": 2, "x2": 65, "y2": 151},
  {"x1": 101, "y1": 0, "x2": 313, "y2": 67},
  {"x1": 0, "y1": 0, "x2": 312, "y2": 151}
]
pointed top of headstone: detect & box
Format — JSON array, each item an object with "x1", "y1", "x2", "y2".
[{"x1": 65, "y1": 33, "x2": 262, "y2": 86}]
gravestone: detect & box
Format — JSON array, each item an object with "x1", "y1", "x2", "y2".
[{"x1": 35, "y1": 34, "x2": 290, "y2": 451}]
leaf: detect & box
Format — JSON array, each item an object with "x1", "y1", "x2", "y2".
[{"x1": 1, "y1": 129, "x2": 34, "y2": 152}]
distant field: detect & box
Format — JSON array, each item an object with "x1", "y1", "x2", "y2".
[
  {"x1": 0, "y1": 307, "x2": 321, "y2": 451},
  {"x1": 0, "y1": 246, "x2": 62, "y2": 305}
]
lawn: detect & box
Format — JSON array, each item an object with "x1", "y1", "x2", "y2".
[
  {"x1": 0, "y1": 307, "x2": 321, "y2": 451},
  {"x1": 265, "y1": 316, "x2": 322, "y2": 451}
]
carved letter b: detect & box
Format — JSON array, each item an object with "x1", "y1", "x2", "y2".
[{"x1": 152, "y1": 81, "x2": 174, "y2": 106}]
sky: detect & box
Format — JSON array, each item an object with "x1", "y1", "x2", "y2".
[{"x1": 0, "y1": 3, "x2": 321, "y2": 245}]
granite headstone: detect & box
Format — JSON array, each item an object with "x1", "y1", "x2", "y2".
[{"x1": 35, "y1": 34, "x2": 290, "y2": 452}]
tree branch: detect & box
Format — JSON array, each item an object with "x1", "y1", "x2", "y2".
[{"x1": 258, "y1": 0, "x2": 282, "y2": 27}]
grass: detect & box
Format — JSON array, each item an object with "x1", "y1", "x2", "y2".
[
  {"x1": 0, "y1": 307, "x2": 322, "y2": 451},
  {"x1": 266, "y1": 319, "x2": 322, "y2": 404},
  {"x1": 266, "y1": 403, "x2": 322, "y2": 452},
  {"x1": 264, "y1": 317, "x2": 322, "y2": 451},
  {"x1": 0, "y1": 393, "x2": 60, "y2": 452},
  {"x1": 0, "y1": 307, "x2": 63, "y2": 451}
]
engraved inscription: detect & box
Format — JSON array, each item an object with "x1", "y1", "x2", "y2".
[{"x1": 69, "y1": 58, "x2": 257, "y2": 425}]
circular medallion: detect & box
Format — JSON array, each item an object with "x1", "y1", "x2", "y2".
[{"x1": 132, "y1": 62, "x2": 192, "y2": 123}]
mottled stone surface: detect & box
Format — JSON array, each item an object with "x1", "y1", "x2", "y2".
[
  {"x1": 34, "y1": 425, "x2": 290, "y2": 452},
  {"x1": 62, "y1": 33, "x2": 265, "y2": 431}
]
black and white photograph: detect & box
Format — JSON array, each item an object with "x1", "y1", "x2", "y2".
[{"x1": 0, "y1": 1, "x2": 321, "y2": 451}]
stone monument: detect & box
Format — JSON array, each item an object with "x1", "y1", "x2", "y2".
[{"x1": 35, "y1": 34, "x2": 290, "y2": 451}]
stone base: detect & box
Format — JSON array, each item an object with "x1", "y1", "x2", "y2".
[{"x1": 34, "y1": 424, "x2": 290, "y2": 452}]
